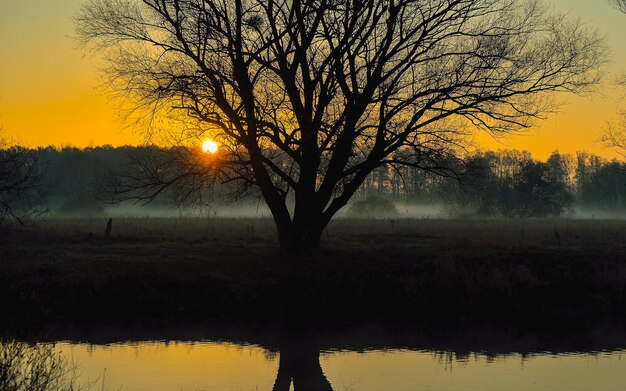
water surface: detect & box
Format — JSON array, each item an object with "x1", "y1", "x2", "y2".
[{"x1": 50, "y1": 341, "x2": 626, "y2": 391}]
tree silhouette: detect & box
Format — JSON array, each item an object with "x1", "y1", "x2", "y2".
[
  {"x1": 77, "y1": 0, "x2": 604, "y2": 251},
  {"x1": 610, "y1": 0, "x2": 626, "y2": 13},
  {"x1": 449, "y1": 150, "x2": 573, "y2": 217},
  {"x1": 603, "y1": 0, "x2": 626, "y2": 157},
  {"x1": 602, "y1": 116, "x2": 626, "y2": 158},
  {"x1": 0, "y1": 135, "x2": 39, "y2": 227}
]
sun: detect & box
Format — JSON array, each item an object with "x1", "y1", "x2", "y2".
[{"x1": 202, "y1": 140, "x2": 219, "y2": 154}]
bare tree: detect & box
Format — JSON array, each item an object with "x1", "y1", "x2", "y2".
[
  {"x1": 610, "y1": 0, "x2": 626, "y2": 13},
  {"x1": 602, "y1": 115, "x2": 626, "y2": 158},
  {"x1": 603, "y1": 0, "x2": 626, "y2": 156},
  {"x1": 76, "y1": 0, "x2": 604, "y2": 252},
  {"x1": 0, "y1": 136, "x2": 39, "y2": 227},
  {"x1": 610, "y1": 0, "x2": 626, "y2": 83}
]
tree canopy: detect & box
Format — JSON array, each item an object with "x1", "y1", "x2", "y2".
[{"x1": 76, "y1": 0, "x2": 604, "y2": 251}]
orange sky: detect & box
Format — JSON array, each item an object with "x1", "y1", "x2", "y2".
[{"x1": 1, "y1": 0, "x2": 625, "y2": 159}]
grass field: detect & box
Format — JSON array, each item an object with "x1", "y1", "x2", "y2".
[{"x1": 1, "y1": 217, "x2": 626, "y2": 332}]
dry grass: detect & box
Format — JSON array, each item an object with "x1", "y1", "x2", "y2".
[
  {"x1": 0, "y1": 339, "x2": 87, "y2": 391},
  {"x1": 16, "y1": 216, "x2": 626, "y2": 248},
  {"x1": 1, "y1": 217, "x2": 625, "y2": 330}
]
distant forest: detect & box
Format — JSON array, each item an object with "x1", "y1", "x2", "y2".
[{"x1": 14, "y1": 146, "x2": 626, "y2": 218}]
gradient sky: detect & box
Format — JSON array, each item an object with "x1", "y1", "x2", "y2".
[{"x1": 1, "y1": 0, "x2": 625, "y2": 159}]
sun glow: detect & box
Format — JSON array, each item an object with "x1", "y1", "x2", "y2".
[{"x1": 202, "y1": 140, "x2": 219, "y2": 154}]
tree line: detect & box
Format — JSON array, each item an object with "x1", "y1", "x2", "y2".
[
  {"x1": 359, "y1": 149, "x2": 626, "y2": 217},
  {"x1": 1, "y1": 145, "x2": 624, "y2": 222}
]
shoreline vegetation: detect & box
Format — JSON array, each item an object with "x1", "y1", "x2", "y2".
[{"x1": 2, "y1": 217, "x2": 626, "y2": 336}]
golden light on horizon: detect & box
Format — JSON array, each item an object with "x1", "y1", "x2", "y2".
[
  {"x1": 0, "y1": 1, "x2": 625, "y2": 159},
  {"x1": 202, "y1": 140, "x2": 219, "y2": 154}
]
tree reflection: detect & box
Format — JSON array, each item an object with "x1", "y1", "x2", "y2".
[{"x1": 272, "y1": 337, "x2": 333, "y2": 391}]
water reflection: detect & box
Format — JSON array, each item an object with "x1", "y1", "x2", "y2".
[
  {"x1": 272, "y1": 338, "x2": 333, "y2": 391},
  {"x1": 4, "y1": 323, "x2": 626, "y2": 391},
  {"x1": 39, "y1": 340, "x2": 626, "y2": 391}
]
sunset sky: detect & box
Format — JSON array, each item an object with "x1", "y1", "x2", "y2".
[{"x1": 1, "y1": 0, "x2": 625, "y2": 159}]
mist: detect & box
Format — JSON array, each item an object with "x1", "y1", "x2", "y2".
[{"x1": 8, "y1": 146, "x2": 625, "y2": 221}]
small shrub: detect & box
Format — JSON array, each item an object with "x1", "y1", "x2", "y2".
[{"x1": 0, "y1": 340, "x2": 87, "y2": 391}]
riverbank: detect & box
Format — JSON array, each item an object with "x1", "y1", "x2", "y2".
[{"x1": 1, "y1": 217, "x2": 625, "y2": 331}]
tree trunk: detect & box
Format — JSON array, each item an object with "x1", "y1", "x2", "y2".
[
  {"x1": 272, "y1": 338, "x2": 334, "y2": 391},
  {"x1": 277, "y1": 221, "x2": 324, "y2": 254}
]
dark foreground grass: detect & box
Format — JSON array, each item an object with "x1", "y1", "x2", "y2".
[{"x1": 1, "y1": 217, "x2": 626, "y2": 332}]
